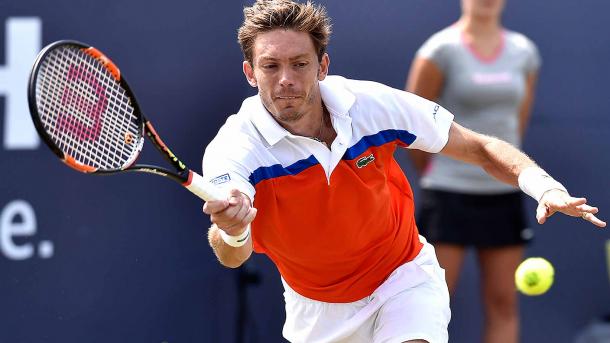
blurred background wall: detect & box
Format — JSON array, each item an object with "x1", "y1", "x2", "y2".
[{"x1": 1, "y1": 1, "x2": 608, "y2": 342}]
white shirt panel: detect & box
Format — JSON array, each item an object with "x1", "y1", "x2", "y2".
[
  {"x1": 333, "y1": 77, "x2": 453, "y2": 153},
  {"x1": 202, "y1": 76, "x2": 454, "y2": 199}
]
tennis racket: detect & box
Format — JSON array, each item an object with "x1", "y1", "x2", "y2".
[{"x1": 28, "y1": 40, "x2": 224, "y2": 201}]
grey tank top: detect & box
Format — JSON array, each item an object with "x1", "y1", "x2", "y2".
[{"x1": 416, "y1": 26, "x2": 541, "y2": 194}]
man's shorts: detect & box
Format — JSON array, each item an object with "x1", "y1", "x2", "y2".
[{"x1": 281, "y1": 236, "x2": 451, "y2": 343}]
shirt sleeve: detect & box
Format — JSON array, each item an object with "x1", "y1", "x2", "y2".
[
  {"x1": 201, "y1": 130, "x2": 256, "y2": 202},
  {"x1": 351, "y1": 80, "x2": 454, "y2": 153},
  {"x1": 522, "y1": 35, "x2": 541, "y2": 73},
  {"x1": 396, "y1": 91, "x2": 454, "y2": 153},
  {"x1": 415, "y1": 30, "x2": 449, "y2": 72}
]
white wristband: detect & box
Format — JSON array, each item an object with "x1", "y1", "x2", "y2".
[
  {"x1": 518, "y1": 166, "x2": 568, "y2": 202},
  {"x1": 218, "y1": 224, "x2": 251, "y2": 247}
]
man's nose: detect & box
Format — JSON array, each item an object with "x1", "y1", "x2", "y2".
[{"x1": 279, "y1": 67, "x2": 295, "y2": 87}]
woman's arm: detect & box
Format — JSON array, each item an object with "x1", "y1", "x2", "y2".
[{"x1": 519, "y1": 72, "x2": 539, "y2": 138}]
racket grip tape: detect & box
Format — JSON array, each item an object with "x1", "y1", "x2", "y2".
[{"x1": 184, "y1": 171, "x2": 226, "y2": 201}]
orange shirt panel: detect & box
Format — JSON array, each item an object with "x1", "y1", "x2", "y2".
[{"x1": 252, "y1": 142, "x2": 423, "y2": 302}]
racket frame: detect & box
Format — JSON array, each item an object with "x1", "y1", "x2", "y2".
[
  {"x1": 28, "y1": 40, "x2": 192, "y2": 182},
  {"x1": 28, "y1": 40, "x2": 223, "y2": 200}
]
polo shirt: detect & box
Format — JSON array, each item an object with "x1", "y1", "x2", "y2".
[{"x1": 203, "y1": 75, "x2": 453, "y2": 302}]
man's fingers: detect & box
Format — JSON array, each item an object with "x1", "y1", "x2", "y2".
[
  {"x1": 228, "y1": 189, "x2": 243, "y2": 206},
  {"x1": 575, "y1": 204, "x2": 598, "y2": 214},
  {"x1": 580, "y1": 212, "x2": 607, "y2": 228},
  {"x1": 541, "y1": 193, "x2": 606, "y2": 228},
  {"x1": 544, "y1": 194, "x2": 594, "y2": 217},
  {"x1": 203, "y1": 199, "x2": 230, "y2": 215},
  {"x1": 229, "y1": 199, "x2": 251, "y2": 228},
  {"x1": 205, "y1": 189, "x2": 243, "y2": 213},
  {"x1": 232, "y1": 193, "x2": 252, "y2": 222},
  {"x1": 216, "y1": 207, "x2": 258, "y2": 235},
  {"x1": 536, "y1": 204, "x2": 550, "y2": 224},
  {"x1": 243, "y1": 207, "x2": 257, "y2": 224},
  {"x1": 214, "y1": 204, "x2": 243, "y2": 229},
  {"x1": 552, "y1": 196, "x2": 585, "y2": 213},
  {"x1": 590, "y1": 215, "x2": 606, "y2": 228},
  {"x1": 566, "y1": 197, "x2": 587, "y2": 207},
  {"x1": 209, "y1": 190, "x2": 255, "y2": 231}
]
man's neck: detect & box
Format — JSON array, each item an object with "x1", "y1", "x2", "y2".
[
  {"x1": 273, "y1": 102, "x2": 336, "y2": 148},
  {"x1": 276, "y1": 103, "x2": 325, "y2": 139}
]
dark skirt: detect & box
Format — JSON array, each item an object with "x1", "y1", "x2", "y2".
[{"x1": 416, "y1": 189, "x2": 532, "y2": 247}]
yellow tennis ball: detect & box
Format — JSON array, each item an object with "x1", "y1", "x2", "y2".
[{"x1": 515, "y1": 257, "x2": 555, "y2": 296}]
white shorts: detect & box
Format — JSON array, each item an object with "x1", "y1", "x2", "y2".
[{"x1": 281, "y1": 236, "x2": 450, "y2": 343}]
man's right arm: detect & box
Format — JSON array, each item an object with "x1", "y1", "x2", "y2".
[
  {"x1": 208, "y1": 224, "x2": 253, "y2": 268},
  {"x1": 204, "y1": 189, "x2": 257, "y2": 268}
]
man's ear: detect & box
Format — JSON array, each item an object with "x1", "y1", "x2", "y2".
[
  {"x1": 243, "y1": 61, "x2": 257, "y2": 87},
  {"x1": 318, "y1": 53, "x2": 330, "y2": 81}
]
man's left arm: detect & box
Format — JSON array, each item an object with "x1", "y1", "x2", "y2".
[{"x1": 440, "y1": 122, "x2": 606, "y2": 228}]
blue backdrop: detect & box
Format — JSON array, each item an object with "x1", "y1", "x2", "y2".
[{"x1": 1, "y1": 1, "x2": 608, "y2": 342}]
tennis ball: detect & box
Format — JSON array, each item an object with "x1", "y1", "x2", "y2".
[{"x1": 515, "y1": 257, "x2": 554, "y2": 296}]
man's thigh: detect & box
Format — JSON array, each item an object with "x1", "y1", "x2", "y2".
[{"x1": 373, "y1": 262, "x2": 450, "y2": 343}]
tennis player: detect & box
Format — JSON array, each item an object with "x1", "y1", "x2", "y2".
[{"x1": 202, "y1": 1, "x2": 605, "y2": 342}]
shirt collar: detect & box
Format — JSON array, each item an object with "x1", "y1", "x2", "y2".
[
  {"x1": 246, "y1": 75, "x2": 356, "y2": 147},
  {"x1": 319, "y1": 75, "x2": 356, "y2": 118},
  {"x1": 244, "y1": 96, "x2": 287, "y2": 146}
]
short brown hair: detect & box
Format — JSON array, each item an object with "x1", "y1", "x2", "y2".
[{"x1": 237, "y1": 0, "x2": 332, "y2": 65}]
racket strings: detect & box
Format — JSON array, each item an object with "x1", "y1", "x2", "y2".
[
  {"x1": 39, "y1": 50, "x2": 126, "y2": 168},
  {"x1": 35, "y1": 45, "x2": 142, "y2": 170}
]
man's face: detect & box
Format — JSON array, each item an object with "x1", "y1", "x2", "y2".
[{"x1": 243, "y1": 29, "x2": 329, "y2": 124}]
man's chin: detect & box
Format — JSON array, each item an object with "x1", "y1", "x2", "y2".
[{"x1": 276, "y1": 109, "x2": 303, "y2": 122}]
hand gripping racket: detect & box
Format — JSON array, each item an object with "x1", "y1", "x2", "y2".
[{"x1": 28, "y1": 40, "x2": 224, "y2": 201}]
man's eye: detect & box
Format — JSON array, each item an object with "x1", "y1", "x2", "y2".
[
  {"x1": 263, "y1": 64, "x2": 277, "y2": 69},
  {"x1": 295, "y1": 62, "x2": 307, "y2": 68}
]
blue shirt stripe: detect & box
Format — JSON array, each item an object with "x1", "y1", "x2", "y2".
[
  {"x1": 343, "y1": 129, "x2": 416, "y2": 160},
  {"x1": 248, "y1": 129, "x2": 416, "y2": 186},
  {"x1": 249, "y1": 154, "x2": 319, "y2": 186}
]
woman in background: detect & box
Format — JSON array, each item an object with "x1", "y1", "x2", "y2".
[{"x1": 406, "y1": 0, "x2": 540, "y2": 342}]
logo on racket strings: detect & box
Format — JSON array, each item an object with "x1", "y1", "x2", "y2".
[
  {"x1": 356, "y1": 154, "x2": 375, "y2": 168},
  {"x1": 57, "y1": 64, "x2": 107, "y2": 141}
]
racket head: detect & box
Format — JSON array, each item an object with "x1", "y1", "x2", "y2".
[{"x1": 28, "y1": 40, "x2": 145, "y2": 173}]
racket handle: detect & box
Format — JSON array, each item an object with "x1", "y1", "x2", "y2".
[{"x1": 184, "y1": 171, "x2": 226, "y2": 201}]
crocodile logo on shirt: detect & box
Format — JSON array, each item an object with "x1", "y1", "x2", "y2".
[{"x1": 356, "y1": 154, "x2": 375, "y2": 168}]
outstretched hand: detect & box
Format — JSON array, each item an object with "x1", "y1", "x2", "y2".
[
  {"x1": 203, "y1": 189, "x2": 257, "y2": 235},
  {"x1": 537, "y1": 189, "x2": 606, "y2": 228}
]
